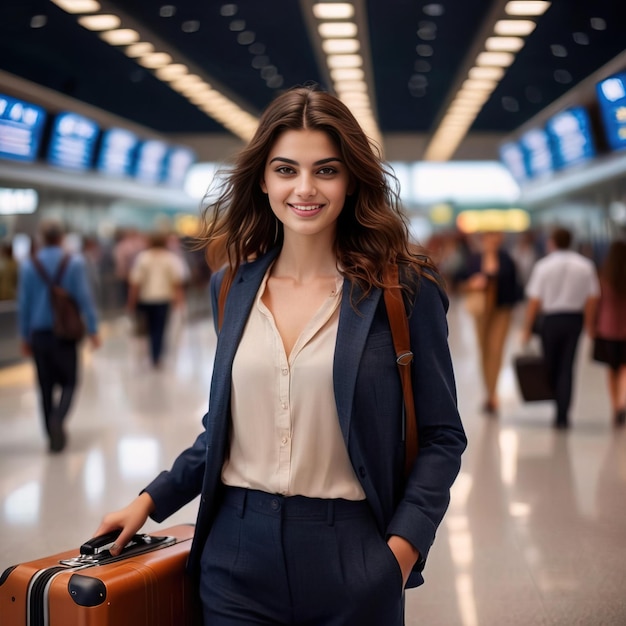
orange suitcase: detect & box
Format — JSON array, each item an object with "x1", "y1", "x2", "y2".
[{"x1": 0, "y1": 524, "x2": 200, "y2": 626}]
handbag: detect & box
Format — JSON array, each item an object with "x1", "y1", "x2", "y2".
[
  {"x1": 513, "y1": 350, "x2": 553, "y2": 402},
  {"x1": 217, "y1": 263, "x2": 419, "y2": 478}
]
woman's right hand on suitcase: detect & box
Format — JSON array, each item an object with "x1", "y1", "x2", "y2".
[{"x1": 95, "y1": 492, "x2": 156, "y2": 556}]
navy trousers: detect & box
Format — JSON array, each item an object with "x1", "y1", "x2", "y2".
[
  {"x1": 30, "y1": 330, "x2": 77, "y2": 436},
  {"x1": 541, "y1": 313, "x2": 583, "y2": 427},
  {"x1": 200, "y1": 487, "x2": 405, "y2": 626},
  {"x1": 139, "y1": 302, "x2": 170, "y2": 365}
]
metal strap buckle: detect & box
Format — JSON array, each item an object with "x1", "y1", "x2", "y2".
[{"x1": 396, "y1": 351, "x2": 413, "y2": 366}]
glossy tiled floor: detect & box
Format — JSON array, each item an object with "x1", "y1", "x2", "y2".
[{"x1": 1, "y1": 301, "x2": 625, "y2": 625}]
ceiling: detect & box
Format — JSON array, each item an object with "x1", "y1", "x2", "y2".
[{"x1": 1, "y1": 0, "x2": 626, "y2": 159}]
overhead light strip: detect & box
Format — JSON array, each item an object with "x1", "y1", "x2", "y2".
[
  {"x1": 50, "y1": 0, "x2": 258, "y2": 141},
  {"x1": 424, "y1": 0, "x2": 551, "y2": 161},
  {"x1": 312, "y1": 1, "x2": 382, "y2": 149}
]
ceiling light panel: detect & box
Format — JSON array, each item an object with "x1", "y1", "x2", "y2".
[
  {"x1": 327, "y1": 54, "x2": 363, "y2": 68},
  {"x1": 494, "y1": 19, "x2": 536, "y2": 36},
  {"x1": 462, "y1": 79, "x2": 498, "y2": 91},
  {"x1": 476, "y1": 51, "x2": 515, "y2": 67},
  {"x1": 313, "y1": 3, "x2": 355, "y2": 19},
  {"x1": 468, "y1": 66, "x2": 505, "y2": 80},
  {"x1": 77, "y1": 14, "x2": 121, "y2": 31},
  {"x1": 330, "y1": 68, "x2": 364, "y2": 81},
  {"x1": 155, "y1": 64, "x2": 189, "y2": 81},
  {"x1": 99, "y1": 28, "x2": 139, "y2": 45},
  {"x1": 318, "y1": 22, "x2": 358, "y2": 38},
  {"x1": 137, "y1": 52, "x2": 173, "y2": 68},
  {"x1": 125, "y1": 42, "x2": 154, "y2": 57},
  {"x1": 322, "y1": 38, "x2": 360, "y2": 54},
  {"x1": 505, "y1": 1, "x2": 551, "y2": 16},
  {"x1": 51, "y1": 0, "x2": 101, "y2": 13},
  {"x1": 485, "y1": 36, "x2": 524, "y2": 52}
]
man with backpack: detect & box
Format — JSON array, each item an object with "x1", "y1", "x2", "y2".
[{"x1": 18, "y1": 219, "x2": 100, "y2": 452}]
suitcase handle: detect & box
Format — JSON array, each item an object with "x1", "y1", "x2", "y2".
[{"x1": 80, "y1": 531, "x2": 167, "y2": 556}]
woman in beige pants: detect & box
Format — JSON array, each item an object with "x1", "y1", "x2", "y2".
[{"x1": 459, "y1": 232, "x2": 522, "y2": 414}]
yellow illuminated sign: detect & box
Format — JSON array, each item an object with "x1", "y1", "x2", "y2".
[{"x1": 456, "y1": 208, "x2": 530, "y2": 233}]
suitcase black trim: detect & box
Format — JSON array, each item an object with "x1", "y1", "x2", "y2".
[
  {"x1": 68, "y1": 573, "x2": 107, "y2": 607},
  {"x1": 28, "y1": 566, "x2": 67, "y2": 626},
  {"x1": 0, "y1": 565, "x2": 17, "y2": 586}
]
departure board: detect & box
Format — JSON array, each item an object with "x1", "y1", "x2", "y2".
[
  {"x1": 162, "y1": 146, "x2": 195, "y2": 187},
  {"x1": 134, "y1": 139, "x2": 169, "y2": 183},
  {"x1": 0, "y1": 94, "x2": 47, "y2": 162},
  {"x1": 96, "y1": 128, "x2": 138, "y2": 177},
  {"x1": 545, "y1": 107, "x2": 596, "y2": 169},
  {"x1": 47, "y1": 112, "x2": 99, "y2": 170},
  {"x1": 596, "y1": 72, "x2": 626, "y2": 152}
]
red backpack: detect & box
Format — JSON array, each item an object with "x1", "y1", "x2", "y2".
[{"x1": 32, "y1": 255, "x2": 86, "y2": 342}]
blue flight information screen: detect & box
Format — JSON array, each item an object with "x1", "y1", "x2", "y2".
[
  {"x1": 134, "y1": 139, "x2": 169, "y2": 183},
  {"x1": 545, "y1": 106, "x2": 596, "y2": 169},
  {"x1": 499, "y1": 141, "x2": 528, "y2": 183},
  {"x1": 596, "y1": 72, "x2": 626, "y2": 152},
  {"x1": 96, "y1": 128, "x2": 138, "y2": 176},
  {"x1": 0, "y1": 94, "x2": 47, "y2": 162},
  {"x1": 47, "y1": 112, "x2": 99, "y2": 170},
  {"x1": 519, "y1": 128, "x2": 554, "y2": 178},
  {"x1": 162, "y1": 146, "x2": 195, "y2": 187}
]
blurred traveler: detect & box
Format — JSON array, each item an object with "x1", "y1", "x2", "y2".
[
  {"x1": 510, "y1": 230, "x2": 538, "y2": 288},
  {"x1": 95, "y1": 86, "x2": 466, "y2": 626},
  {"x1": 0, "y1": 242, "x2": 18, "y2": 300},
  {"x1": 590, "y1": 240, "x2": 626, "y2": 426},
  {"x1": 457, "y1": 231, "x2": 522, "y2": 415},
  {"x1": 127, "y1": 231, "x2": 185, "y2": 368},
  {"x1": 17, "y1": 220, "x2": 100, "y2": 452},
  {"x1": 82, "y1": 235, "x2": 102, "y2": 309},
  {"x1": 113, "y1": 228, "x2": 145, "y2": 308},
  {"x1": 522, "y1": 227, "x2": 600, "y2": 429}
]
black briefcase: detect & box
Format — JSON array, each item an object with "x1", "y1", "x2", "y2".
[{"x1": 514, "y1": 353, "x2": 554, "y2": 402}]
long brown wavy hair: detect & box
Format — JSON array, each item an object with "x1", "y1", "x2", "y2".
[
  {"x1": 601, "y1": 240, "x2": 626, "y2": 296},
  {"x1": 197, "y1": 85, "x2": 438, "y2": 299}
]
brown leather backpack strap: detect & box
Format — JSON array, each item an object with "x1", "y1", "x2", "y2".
[
  {"x1": 383, "y1": 263, "x2": 419, "y2": 478},
  {"x1": 31, "y1": 256, "x2": 51, "y2": 285},
  {"x1": 53, "y1": 255, "x2": 71, "y2": 284}
]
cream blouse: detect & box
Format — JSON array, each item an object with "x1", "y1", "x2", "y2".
[{"x1": 221, "y1": 270, "x2": 366, "y2": 500}]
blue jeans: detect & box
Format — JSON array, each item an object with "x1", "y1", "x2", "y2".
[{"x1": 200, "y1": 487, "x2": 404, "y2": 625}]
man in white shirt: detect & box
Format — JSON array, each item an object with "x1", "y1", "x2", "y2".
[{"x1": 522, "y1": 227, "x2": 599, "y2": 429}]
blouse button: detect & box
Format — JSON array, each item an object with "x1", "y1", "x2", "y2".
[{"x1": 281, "y1": 368, "x2": 288, "y2": 376}]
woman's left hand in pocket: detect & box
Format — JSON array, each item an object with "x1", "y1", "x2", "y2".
[{"x1": 387, "y1": 535, "x2": 419, "y2": 588}]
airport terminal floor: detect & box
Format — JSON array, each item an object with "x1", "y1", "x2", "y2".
[{"x1": 1, "y1": 299, "x2": 625, "y2": 625}]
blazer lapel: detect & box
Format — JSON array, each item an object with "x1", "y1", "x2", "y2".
[
  {"x1": 333, "y1": 281, "x2": 382, "y2": 445},
  {"x1": 208, "y1": 250, "x2": 279, "y2": 445}
]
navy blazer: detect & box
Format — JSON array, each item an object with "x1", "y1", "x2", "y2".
[{"x1": 144, "y1": 249, "x2": 466, "y2": 588}]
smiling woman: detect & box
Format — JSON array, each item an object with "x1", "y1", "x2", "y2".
[
  {"x1": 260, "y1": 129, "x2": 352, "y2": 242},
  {"x1": 95, "y1": 86, "x2": 466, "y2": 626}
]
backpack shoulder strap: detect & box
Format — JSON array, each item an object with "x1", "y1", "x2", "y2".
[
  {"x1": 32, "y1": 254, "x2": 70, "y2": 287},
  {"x1": 383, "y1": 263, "x2": 419, "y2": 478},
  {"x1": 53, "y1": 255, "x2": 71, "y2": 285},
  {"x1": 31, "y1": 256, "x2": 52, "y2": 285}
]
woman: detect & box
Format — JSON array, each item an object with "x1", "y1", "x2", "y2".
[
  {"x1": 592, "y1": 240, "x2": 626, "y2": 426},
  {"x1": 127, "y1": 231, "x2": 185, "y2": 368},
  {"x1": 457, "y1": 231, "x2": 522, "y2": 415},
  {"x1": 96, "y1": 87, "x2": 466, "y2": 625}
]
